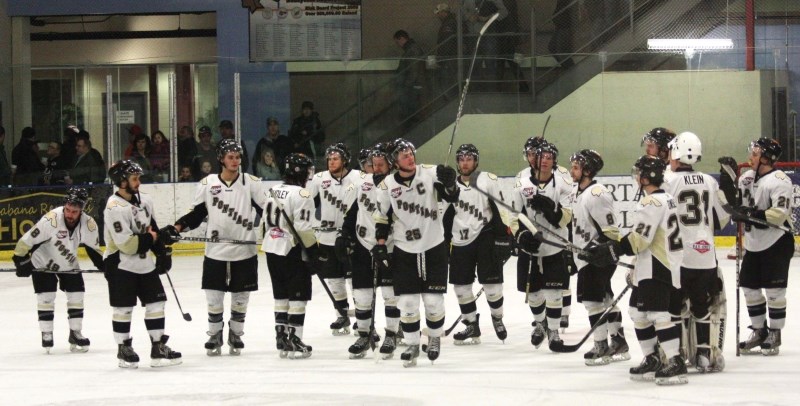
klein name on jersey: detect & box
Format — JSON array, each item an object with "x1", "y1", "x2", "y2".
[
  {"x1": 455, "y1": 199, "x2": 489, "y2": 226},
  {"x1": 396, "y1": 199, "x2": 438, "y2": 220},
  {"x1": 692, "y1": 240, "x2": 711, "y2": 254},
  {"x1": 683, "y1": 174, "x2": 705, "y2": 185},
  {"x1": 211, "y1": 196, "x2": 255, "y2": 230},
  {"x1": 323, "y1": 189, "x2": 348, "y2": 214}
]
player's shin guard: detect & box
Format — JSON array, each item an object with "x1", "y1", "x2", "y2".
[
  {"x1": 485, "y1": 284, "x2": 506, "y2": 340},
  {"x1": 37, "y1": 292, "x2": 56, "y2": 353},
  {"x1": 144, "y1": 301, "x2": 166, "y2": 343},
  {"x1": 454, "y1": 284, "x2": 478, "y2": 323},
  {"x1": 326, "y1": 277, "x2": 350, "y2": 335},
  {"x1": 112, "y1": 306, "x2": 133, "y2": 346},
  {"x1": 423, "y1": 293, "x2": 445, "y2": 338},
  {"x1": 205, "y1": 290, "x2": 225, "y2": 355},
  {"x1": 561, "y1": 289, "x2": 572, "y2": 330},
  {"x1": 228, "y1": 292, "x2": 249, "y2": 355},
  {"x1": 353, "y1": 288, "x2": 374, "y2": 334},
  {"x1": 741, "y1": 288, "x2": 769, "y2": 354},
  {"x1": 398, "y1": 294, "x2": 422, "y2": 346},
  {"x1": 66, "y1": 292, "x2": 89, "y2": 353},
  {"x1": 766, "y1": 288, "x2": 787, "y2": 330}
]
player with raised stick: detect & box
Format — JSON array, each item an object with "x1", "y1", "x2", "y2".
[{"x1": 13, "y1": 187, "x2": 105, "y2": 354}]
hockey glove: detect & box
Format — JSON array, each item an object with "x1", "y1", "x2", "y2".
[
  {"x1": 13, "y1": 254, "x2": 34, "y2": 277},
  {"x1": 436, "y1": 165, "x2": 457, "y2": 191},
  {"x1": 155, "y1": 247, "x2": 173, "y2": 274},
  {"x1": 730, "y1": 206, "x2": 769, "y2": 229},
  {"x1": 334, "y1": 229, "x2": 356, "y2": 264},
  {"x1": 303, "y1": 244, "x2": 319, "y2": 274},
  {"x1": 514, "y1": 229, "x2": 543, "y2": 254},
  {"x1": 493, "y1": 234, "x2": 513, "y2": 265},
  {"x1": 584, "y1": 240, "x2": 621, "y2": 268},
  {"x1": 529, "y1": 195, "x2": 562, "y2": 228},
  {"x1": 371, "y1": 244, "x2": 391, "y2": 273},
  {"x1": 718, "y1": 156, "x2": 739, "y2": 205},
  {"x1": 159, "y1": 225, "x2": 181, "y2": 246}
]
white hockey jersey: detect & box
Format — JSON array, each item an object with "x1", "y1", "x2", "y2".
[
  {"x1": 189, "y1": 173, "x2": 265, "y2": 261},
  {"x1": 626, "y1": 191, "x2": 683, "y2": 288},
  {"x1": 307, "y1": 169, "x2": 359, "y2": 246},
  {"x1": 16, "y1": 207, "x2": 101, "y2": 272},
  {"x1": 261, "y1": 184, "x2": 316, "y2": 256},
  {"x1": 665, "y1": 169, "x2": 729, "y2": 269},
  {"x1": 374, "y1": 165, "x2": 445, "y2": 253},
  {"x1": 352, "y1": 171, "x2": 393, "y2": 250},
  {"x1": 569, "y1": 181, "x2": 618, "y2": 270},
  {"x1": 103, "y1": 192, "x2": 158, "y2": 274},
  {"x1": 738, "y1": 168, "x2": 793, "y2": 252},
  {"x1": 451, "y1": 171, "x2": 504, "y2": 247},
  {"x1": 511, "y1": 167, "x2": 573, "y2": 257}
]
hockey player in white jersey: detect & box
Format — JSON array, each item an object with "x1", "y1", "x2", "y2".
[
  {"x1": 665, "y1": 132, "x2": 729, "y2": 371},
  {"x1": 585, "y1": 155, "x2": 686, "y2": 385},
  {"x1": 511, "y1": 141, "x2": 573, "y2": 351},
  {"x1": 517, "y1": 136, "x2": 574, "y2": 330},
  {"x1": 722, "y1": 138, "x2": 794, "y2": 356},
  {"x1": 443, "y1": 144, "x2": 511, "y2": 345},
  {"x1": 262, "y1": 153, "x2": 318, "y2": 359},
  {"x1": 103, "y1": 160, "x2": 181, "y2": 368},
  {"x1": 164, "y1": 140, "x2": 264, "y2": 356},
  {"x1": 567, "y1": 150, "x2": 629, "y2": 365},
  {"x1": 307, "y1": 142, "x2": 360, "y2": 335},
  {"x1": 373, "y1": 138, "x2": 459, "y2": 367},
  {"x1": 13, "y1": 187, "x2": 105, "y2": 353},
  {"x1": 338, "y1": 143, "x2": 402, "y2": 359}
]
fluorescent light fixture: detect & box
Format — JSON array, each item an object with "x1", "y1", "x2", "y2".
[{"x1": 647, "y1": 38, "x2": 734, "y2": 50}]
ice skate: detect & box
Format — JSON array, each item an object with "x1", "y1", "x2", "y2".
[
  {"x1": 401, "y1": 344, "x2": 420, "y2": 368},
  {"x1": 547, "y1": 326, "x2": 564, "y2": 352},
  {"x1": 695, "y1": 347, "x2": 712, "y2": 373},
  {"x1": 380, "y1": 330, "x2": 398, "y2": 360},
  {"x1": 287, "y1": 327, "x2": 312, "y2": 359},
  {"x1": 655, "y1": 355, "x2": 688, "y2": 386},
  {"x1": 275, "y1": 325, "x2": 290, "y2": 358},
  {"x1": 761, "y1": 328, "x2": 781, "y2": 356},
  {"x1": 227, "y1": 329, "x2": 244, "y2": 356},
  {"x1": 68, "y1": 330, "x2": 90, "y2": 353},
  {"x1": 330, "y1": 315, "x2": 351, "y2": 336},
  {"x1": 560, "y1": 315, "x2": 569, "y2": 332},
  {"x1": 150, "y1": 335, "x2": 182, "y2": 368},
  {"x1": 609, "y1": 330, "x2": 631, "y2": 362},
  {"x1": 41, "y1": 332, "x2": 54, "y2": 354},
  {"x1": 531, "y1": 321, "x2": 546, "y2": 349},
  {"x1": 453, "y1": 314, "x2": 481, "y2": 345},
  {"x1": 204, "y1": 330, "x2": 223, "y2": 356},
  {"x1": 117, "y1": 338, "x2": 139, "y2": 369},
  {"x1": 739, "y1": 324, "x2": 768, "y2": 355},
  {"x1": 348, "y1": 332, "x2": 370, "y2": 359},
  {"x1": 491, "y1": 316, "x2": 507, "y2": 342},
  {"x1": 426, "y1": 336, "x2": 441, "y2": 363},
  {"x1": 629, "y1": 353, "x2": 662, "y2": 381},
  {"x1": 584, "y1": 340, "x2": 611, "y2": 366}
]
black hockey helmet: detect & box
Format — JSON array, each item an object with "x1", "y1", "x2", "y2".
[
  {"x1": 325, "y1": 142, "x2": 352, "y2": 167},
  {"x1": 108, "y1": 160, "x2": 144, "y2": 187},
  {"x1": 641, "y1": 127, "x2": 676, "y2": 158},
  {"x1": 64, "y1": 187, "x2": 89, "y2": 209},
  {"x1": 523, "y1": 136, "x2": 545, "y2": 156},
  {"x1": 750, "y1": 137, "x2": 782, "y2": 162},
  {"x1": 216, "y1": 138, "x2": 243, "y2": 162},
  {"x1": 633, "y1": 155, "x2": 666, "y2": 186},
  {"x1": 358, "y1": 148, "x2": 372, "y2": 169},
  {"x1": 536, "y1": 141, "x2": 559, "y2": 165},
  {"x1": 368, "y1": 142, "x2": 394, "y2": 168},
  {"x1": 456, "y1": 143, "x2": 480, "y2": 163},
  {"x1": 570, "y1": 149, "x2": 604, "y2": 178},
  {"x1": 389, "y1": 138, "x2": 416, "y2": 165},
  {"x1": 283, "y1": 153, "x2": 314, "y2": 185}
]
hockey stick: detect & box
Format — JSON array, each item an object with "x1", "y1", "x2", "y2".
[
  {"x1": 444, "y1": 287, "x2": 485, "y2": 336},
  {"x1": 444, "y1": 12, "x2": 501, "y2": 166},
  {"x1": 175, "y1": 236, "x2": 259, "y2": 245},
  {"x1": 721, "y1": 204, "x2": 793, "y2": 233},
  {"x1": 164, "y1": 272, "x2": 192, "y2": 321},
  {"x1": 267, "y1": 189, "x2": 349, "y2": 319},
  {"x1": 0, "y1": 268, "x2": 102, "y2": 274},
  {"x1": 369, "y1": 258, "x2": 380, "y2": 357},
  {"x1": 530, "y1": 233, "x2": 634, "y2": 270},
  {"x1": 549, "y1": 284, "x2": 631, "y2": 353}
]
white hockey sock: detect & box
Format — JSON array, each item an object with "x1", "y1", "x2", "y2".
[
  {"x1": 398, "y1": 294, "x2": 421, "y2": 345},
  {"x1": 353, "y1": 288, "x2": 374, "y2": 332},
  {"x1": 37, "y1": 291, "x2": 56, "y2": 333},
  {"x1": 112, "y1": 307, "x2": 133, "y2": 344},
  {"x1": 65, "y1": 291, "x2": 84, "y2": 331},
  {"x1": 423, "y1": 293, "x2": 445, "y2": 338},
  {"x1": 766, "y1": 288, "x2": 787, "y2": 330},
  {"x1": 145, "y1": 301, "x2": 166, "y2": 342},
  {"x1": 544, "y1": 289, "x2": 563, "y2": 328},
  {"x1": 484, "y1": 283, "x2": 504, "y2": 319},
  {"x1": 206, "y1": 290, "x2": 225, "y2": 333},
  {"x1": 230, "y1": 291, "x2": 250, "y2": 335},
  {"x1": 454, "y1": 284, "x2": 477, "y2": 322}
]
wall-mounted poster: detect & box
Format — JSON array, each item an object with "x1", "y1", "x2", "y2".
[{"x1": 249, "y1": 0, "x2": 362, "y2": 62}]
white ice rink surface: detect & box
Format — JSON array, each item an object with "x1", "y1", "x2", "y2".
[{"x1": 0, "y1": 254, "x2": 797, "y2": 406}]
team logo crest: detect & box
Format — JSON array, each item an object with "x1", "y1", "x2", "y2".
[
  {"x1": 210, "y1": 185, "x2": 222, "y2": 195},
  {"x1": 391, "y1": 187, "x2": 402, "y2": 198},
  {"x1": 692, "y1": 240, "x2": 711, "y2": 254},
  {"x1": 361, "y1": 182, "x2": 373, "y2": 191},
  {"x1": 741, "y1": 176, "x2": 753, "y2": 187},
  {"x1": 57, "y1": 230, "x2": 67, "y2": 239},
  {"x1": 268, "y1": 227, "x2": 286, "y2": 239},
  {"x1": 521, "y1": 187, "x2": 535, "y2": 198},
  {"x1": 322, "y1": 180, "x2": 331, "y2": 189}
]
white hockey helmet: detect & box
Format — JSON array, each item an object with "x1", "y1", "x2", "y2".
[{"x1": 669, "y1": 131, "x2": 702, "y2": 165}]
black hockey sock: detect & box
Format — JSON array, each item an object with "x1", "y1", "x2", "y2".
[
  {"x1": 38, "y1": 310, "x2": 54, "y2": 322},
  {"x1": 402, "y1": 320, "x2": 420, "y2": 333},
  {"x1": 275, "y1": 311, "x2": 288, "y2": 326},
  {"x1": 67, "y1": 308, "x2": 84, "y2": 320},
  {"x1": 695, "y1": 319, "x2": 711, "y2": 348},
  {"x1": 287, "y1": 313, "x2": 306, "y2": 327},
  {"x1": 385, "y1": 306, "x2": 400, "y2": 319},
  {"x1": 459, "y1": 300, "x2": 478, "y2": 318}
]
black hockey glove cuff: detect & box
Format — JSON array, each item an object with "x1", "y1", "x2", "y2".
[
  {"x1": 583, "y1": 240, "x2": 621, "y2": 268},
  {"x1": 13, "y1": 254, "x2": 34, "y2": 277},
  {"x1": 160, "y1": 225, "x2": 181, "y2": 246},
  {"x1": 718, "y1": 156, "x2": 740, "y2": 205},
  {"x1": 436, "y1": 165, "x2": 457, "y2": 190},
  {"x1": 155, "y1": 247, "x2": 172, "y2": 274},
  {"x1": 514, "y1": 229, "x2": 542, "y2": 254},
  {"x1": 334, "y1": 230, "x2": 356, "y2": 264}
]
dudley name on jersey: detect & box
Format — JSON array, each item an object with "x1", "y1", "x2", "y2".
[
  {"x1": 103, "y1": 193, "x2": 158, "y2": 274},
  {"x1": 626, "y1": 191, "x2": 683, "y2": 288},
  {"x1": 570, "y1": 181, "x2": 618, "y2": 270},
  {"x1": 261, "y1": 184, "x2": 316, "y2": 256},
  {"x1": 16, "y1": 207, "x2": 101, "y2": 272},
  {"x1": 308, "y1": 170, "x2": 359, "y2": 246},
  {"x1": 738, "y1": 168, "x2": 794, "y2": 252}
]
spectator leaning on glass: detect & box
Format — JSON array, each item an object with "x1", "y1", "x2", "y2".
[
  {"x1": 42, "y1": 142, "x2": 71, "y2": 185},
  {"x1": 254, "y1": 148, "x2": 281, "y2": 180},
  {"x1": 69, "y1": 131, "x2": 106, "y2": 185},
  {"x1": 150, "y1": 130, "x2": 170, "y2": 181},
  {"x1": 130, "y1": 134, "x2": 154, "y2": 183},
  {"x1": 12, "y1": 126, "x2": 45, "y2": 186},
  {"x1": 253, "y1": 117, "x2": 290, "y2": 173},
  {"x1": 124, "y1": 124, "x2": 143, "y2": 159},
  {"x1": 177, "y1": 125, "x2": 198, "y2": 169}
]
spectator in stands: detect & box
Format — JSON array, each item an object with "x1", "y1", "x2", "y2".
[
  {"x1": 0, "y1": 126, "x2": 11, "y2": 185},
  {"x1": 130, "y1": 134, "x2": 155, "y2": 183},
  {"x1": 178, "y1": 125, "x2": 198, "y2": 168},
  {"x1": 289, "y1": 101, "x2": 325, "y2": 159},
  {"x1": 150, "y1": 130, "x2": 170, "y2": 180},
  {"x1": 178, "y1": 165, "x2": 194, "y2": 182},
  {"x1": 61, "y1": 125, "x2": 79, "y2": 167},
  {"x1": 219, "y1": 119, "x2": 249, "y2": 172},
  {"x1": 197, "y1": 157, "x2": 214, "y2": 180},
  {"x1": 69, "y1": 131, "x2": 105, "y2": 185},
  {"x1": 12, "y1": 126, "x2": 45, "y2": 186},
  {"x1": 393, "y1": 30, "x2": 426, "y2": 123},
  {"x1": 254, "y1": 148, "x2": 281, "y2": 180},
  {"x1": 191, "y1": 126, "x2": 219, "y2": 180},
  {"x1": 253, "y1": 117, "x2": 290, "y2": 173},
  {"x1": 124, "y1": 124, "x2": 143, "y2": 158},
  {"x1": 42, "y1": 142, "x2": 70, "y2": 185}
]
